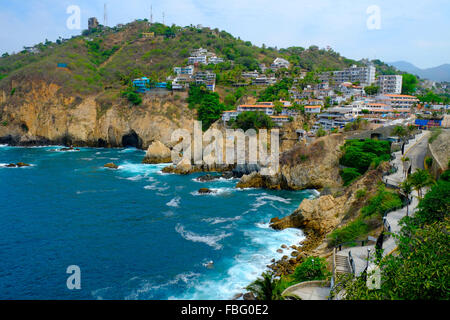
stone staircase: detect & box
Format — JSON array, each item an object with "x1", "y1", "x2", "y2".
[{"x1": 335, "y1": 254, "x2": 352, "y2": 275}]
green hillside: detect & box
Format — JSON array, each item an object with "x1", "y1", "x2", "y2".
[{"x1": 0, "y1": 20, "x2": 364, "y2": 99}]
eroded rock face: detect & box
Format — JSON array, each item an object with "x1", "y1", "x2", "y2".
[
  {"x1": 270, "y1": 164, "x2": 390, "y2": 236},
  {"x1": 0, "y1": 82, "x2": 196, "y2": 149},
  {"x1": 142, "y1": 140, "x2": 172, "y2": 164},
  {"x1": 236, "y1": 172, "x2": 285, "y2": 190},
  {"x1": 236, "y1": 134, "x2": 345, "y2": 191}
]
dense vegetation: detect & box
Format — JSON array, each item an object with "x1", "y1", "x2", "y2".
[
  {"x1": 339, "y1": 139, "x2": 391, "y2": 185},
  {"x1": 230, "y1": 111, "x2": 275, "y2": 131},
  {"x1": 187, "y1": 85, "x2": 225, "y2": 130}
]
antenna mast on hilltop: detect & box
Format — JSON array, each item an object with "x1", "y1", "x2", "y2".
[
  {"x1": 163, "y1": 12, "x2": 165, "y2": 25},
  {"x1": 104, "y1": 3, "x2": 108, "y2": 27},
  {"x1": 150, "y1": 5, "x2": 153, "y2": 24}
]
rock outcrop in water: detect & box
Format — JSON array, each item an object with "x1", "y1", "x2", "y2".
[
  {"x1": 142, "y1": 140, "x2": 172, "y2": 164},
  {"x1": 104, "y1": 163, "x2": 119, "y2": 169}
]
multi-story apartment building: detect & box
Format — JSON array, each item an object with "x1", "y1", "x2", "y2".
[
  {"x1": 376, "y1": 94, "x2": 419, "y2": 108},
  {"x1": 317, "y1": 107, "x2": 358, "y2": 130},
  {"x1": 188, "y1": 55, "x2": 207, "y2": 65},
  {"x1": 252, "y1": 76, "x2": 277, "y2": 85},
  {"x1": 320, "y1": 65, "x2": 376, "y2": 86},
  {"x1": 174, "y1": 65, "x2": 194, "y2": 75},
  {"x1": 377, "y1": 75, "x2": 403, "y2": 94},
  {"x1": 208, "y1": 56, "x2": 224, "y2": 64}
]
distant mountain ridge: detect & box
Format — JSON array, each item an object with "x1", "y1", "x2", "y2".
[{"x1": 389, "y1": 61, "x2": 450, "y2": 82}]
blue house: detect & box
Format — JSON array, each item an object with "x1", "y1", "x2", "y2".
[
  {"x1": 155, "y1": 82, "x2": 167, "y2": 88},
  {"x1": 133, "y1": 77, "x2": 150, "y2": 93}
]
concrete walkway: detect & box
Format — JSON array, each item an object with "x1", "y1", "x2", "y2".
[{"x1": 288, "y1": 286, "x2": 331, "y2": 300}]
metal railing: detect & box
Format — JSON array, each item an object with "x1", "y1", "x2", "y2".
[{"x1": 348, "y1": 251, "x2": 356, "y2": 275}]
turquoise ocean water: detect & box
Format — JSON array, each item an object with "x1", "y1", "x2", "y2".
[{"x1": 0, "y1": 145, "x2": 316, "y2": 300}]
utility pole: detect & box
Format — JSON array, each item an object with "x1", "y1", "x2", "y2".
[{"x1": 163, "y1": 12, "x2": 165, "y2": 25}]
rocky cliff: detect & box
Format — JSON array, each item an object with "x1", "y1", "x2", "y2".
[
  {"x1": 236, "y1": 133, "x2": 345, "y2": 190},
  {"x1": 270, "y1": 162, "x2": 389, "y2": 235},
  {"x1": 0, "y1": 81, "x2": 196, "y2": 149}
]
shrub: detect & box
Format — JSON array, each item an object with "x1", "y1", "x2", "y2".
[
  {"x1": 361, "y1": 185, "x2": 403, "y2": 217},
  {"x1": 355, "y1": 188, "x2": 367, "y2": 199},
  {"x1": 292, "y1": 257, "x2": 330, "y2": 283},
  {"x1": 340, "y1": 168, "x2": 361, "y2": 186},
  {"x1": 328, "y1": 219, "x2": 370, "y2": 246},
  {"x1": 232, "y1": 111, "x2": 275, "y2": 131},
  {"x1": 340, "y1": 139, "x2": 391, "y2": 175}
]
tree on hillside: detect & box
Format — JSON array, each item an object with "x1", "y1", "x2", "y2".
[
  {"x1": 246, "y1": 272, "x2": 282, "y2": 301},
  {"x1": 399, "y1": 180, "x2": 414, "y2": 216},
  {"x1": 232, "y1": 111, "x2": 275, "y2": 131},
  {"x1": 408, "y1": 169, "x2": 435, "y2": 199},
  {"x1": 364, "y1": 85, "x2": 379, "y2": 96},
  {"x1": 197, "y1": 94, "x2": 225, "y2": 131},
  {"x1": 393, "y1": 125, "x2": 408, "y2": 142},
  {"x1": 401, "y1": 74, "x2": 418, "y2": 95}
]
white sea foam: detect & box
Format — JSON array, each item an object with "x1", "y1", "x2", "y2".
[
  {"x1": 190, "y1": 187, "x2": 238, "y2": 197},
  {"x1": 0, "y1": 163, "x2": 35, "y2": 168},
  {"x1": 202, "y1": 216, "x2": 242, "y2": 225},
  {"x1": 175, "y1": 225, "x2": 304, "y2": 300},
  {"x1": 166, "y1": 197, "x2": 181, "y2": 208},
  {"x1": 124, "y1": 272, "x2": 200, "y2": 300},
  {"x1": 144, "y1": 182, "x2": 170, "y2": 192},
  {"x1": 175, "y1": 224, "x2": 232, "y2": 250},
  {"x1": 118, "y1": 162, "x2": 167, "y2": 175}
]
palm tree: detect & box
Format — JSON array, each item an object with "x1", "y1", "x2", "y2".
[
  {"x1": 245, "y1": 272, "x2": 282, "y2": 300},
  {"x1": 393, "y1": 126, "x2": 408, "y2": 154},
  {"x1": 408, "y1": 169, "x2": 435, "y2": 199},
  {"x1": 400, "y1": 180, "x2": 413, "y2": 216}
]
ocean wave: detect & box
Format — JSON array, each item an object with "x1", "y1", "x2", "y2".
[
  {"x1": 202, "y1": 216, "x2": 242, "y2": 225},
  {"x1": 175, "y1": 224, "x2": 232, "y2": 250},
  {"x1": 190, "y1": 187, "x2": 238, "y2": 196},
  {"x1": 0, "y1": 163, "x2": 35, "y2": 168},
  {"x1": 118, "y1": 162, "x2": 167, "y2": 175},
  {"x1": 175, "y1": 226, "x2": 304, "y2": 300},
  {"x1": 124, "y1": 272, "x2": 200, "y2": 300},
  {"x1": 144, "y1": 182, "x2": 170, "y2": 192},
  {"x1": 166, "y1": 197, "x2": 181, "y2": 208}
]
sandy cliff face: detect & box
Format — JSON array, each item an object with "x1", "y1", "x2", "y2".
[{"x1": 0, "y1": 81, "x2": 196, "y2": 149}]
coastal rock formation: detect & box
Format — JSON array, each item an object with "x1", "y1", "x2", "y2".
[
  {"x1": 236, "y1": 134, "x2": 345, "y2": 190},
  {"x1": 198, "y1": 188, "x2": 215, "y2": 194},
  {"x1": 272, "y1": 195, "x2": 347, "y2": 235},
  {"x1": 104, "y1": 163, "x2": 119, "y2": 169},
  {"x1": 4, "y1": 162, "x2": 30, "y2": 167},
  {"x1": 142, "y1": 140, "x2": 172, "y2": 164},
  {"x1": 270, "y1": 162, "x2": 390, "y2": 235},
  {"x1": 0, "y1": 81, "x2": 196, "y2": 149},
  {"x1": 236, "y1": 172, "x2": 285, "y2": 190}
]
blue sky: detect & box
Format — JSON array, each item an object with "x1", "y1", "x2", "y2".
[{"x1": 0, "y1": 0, "x2": 449, "y2": 68}]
